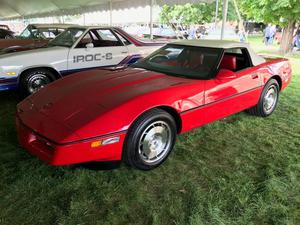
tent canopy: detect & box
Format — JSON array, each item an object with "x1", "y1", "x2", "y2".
[{"x1": 0, "y1": 0, "x2": 213, "y2": 20}]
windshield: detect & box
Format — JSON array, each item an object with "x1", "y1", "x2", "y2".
[
  {"x1": 19, "y1": 26, "x2": 66, "y2": 40},
  {"x1": 19, "y1": 26, "x2": 46, "y2": 39},
  {"x1": 132, "y1": 44, "x2": 223, "y2": 79},
  {"x1": 48, "y1": 28, "x2": 86, "y2": 48}
]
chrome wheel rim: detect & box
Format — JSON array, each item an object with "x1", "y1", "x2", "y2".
[
  {"x1": 263, "y1": 85, "x2": 278, "y2": 114},
  {"x1": 27, "y1": 74, "x2": 51, "y2": 94},
  {"x1": 138, "y1": 121, "x2": 172, "y2": 164}
]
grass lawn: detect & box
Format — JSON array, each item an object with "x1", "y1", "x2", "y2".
[{"x1": 0, "y1": 39, "x2": 300, "y2": 225}]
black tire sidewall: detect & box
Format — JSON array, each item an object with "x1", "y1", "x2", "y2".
[
  {"x1": 20, "y1": 69, "x2": 55, "y2": 96},
  {"x1": 124, "y1": 109, "x2": 177, "y2": 170},
  {"x1": 259, "y1": 79, "x2": 280, "y2": 117}
]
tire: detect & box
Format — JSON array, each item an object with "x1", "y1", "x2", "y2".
[
  {"x1": 19, "y1": 68, "x2": 56, "y2": 96},
  {"x1": 123, "y1": 108, "x2": 177, "y2": 170},
  {"x1": 247, "y1": 79, "x2": 279, "y2": 117}
]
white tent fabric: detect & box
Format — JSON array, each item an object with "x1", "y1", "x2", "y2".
[{"x1": 0, "y1": 0, "x2": 213, "y2": 20}]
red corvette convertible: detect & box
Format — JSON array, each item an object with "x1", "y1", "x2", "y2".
[{"x1": 16, "y1": 40, "x2": 292, "y2": 170}]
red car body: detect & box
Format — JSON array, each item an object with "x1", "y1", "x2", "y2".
[{"x1": 16, "y1": 42, "x2": 292, "y2": 166}]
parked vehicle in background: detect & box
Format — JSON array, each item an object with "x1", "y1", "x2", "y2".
[
  {"x1": 244, "y1": 22, "x2": 266, "y2": 34},
  {"x1": 0, "y1": 24, "x2": 74, "y2": 51},
  {"x1": 0, "y1": 26, "x2": 164, "y2": 95},
  {"x1": 0, "y1": 27, "x2": 14, "y2": 39},
  {"x1": 206, "y1": 26, "x2": 237, "y2": 40},
  {"x1": 124, "y1": 24, "x2": 178, "y2": 39},
  {"x1": 0, "y1": 24, "x2": 11, "y2": 31},
  {"x1": 16, "y1": 40, "x2": 292, "y2": 170}
]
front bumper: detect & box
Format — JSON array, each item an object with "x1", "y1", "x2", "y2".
[
  {"x1": 0, "y1": 78, "x2": 18, "y2": 91},
  {"x1": 16, "y1": 117, "x2": 126, "y2": 166}
]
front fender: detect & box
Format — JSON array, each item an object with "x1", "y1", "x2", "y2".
[
  {"x1": 17, "y1": 65, "x2": 63, "y2": 83},
  {"x1": 70, "y1": 86, "x2": 201, "y2": 142}
]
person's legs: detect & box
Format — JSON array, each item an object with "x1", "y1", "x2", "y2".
[
  {"x1": 265, "y1": 36, "x2": 269, "y2": 45},
  {"x1": 269, "y1": 35, "x2": 274, "y2": 45},
  {"x1": 297, "y1": 35, "x2": 300, "y2": 50},
  {"x1": 268, "y1": 36, "x2": 272, "y2": 45}
]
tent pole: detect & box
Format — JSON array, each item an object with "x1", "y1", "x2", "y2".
[
  {"x1": 215, "y1": 0, "x2": 219, "y2": 29},
  {"x1": 150, "y1": 0, "x2": 154, "y2": 39},
  {"x1": 221, "y1": 0, "x2": 229, "y2": 40},
  {"x1": 109, "y1": 0, "x2": 113, "y2": 26}
]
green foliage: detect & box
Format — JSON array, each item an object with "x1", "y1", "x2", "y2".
[
  {"x1": 238, "y1": 0, "x2": 300, "y2": 26},
  {"x1": 160, "y1": 2, "x2": 238, "y2": 25}
]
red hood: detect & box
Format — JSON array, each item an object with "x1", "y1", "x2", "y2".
[
  {"x1": 18, "y1": 68, "x2": 191, "y2": 143},
  {"x1": 28, "y1": 68, "x2": 189, "y2": 116}
]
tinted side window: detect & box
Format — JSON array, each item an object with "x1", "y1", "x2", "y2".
[
  {"x1": 76, "y1": 29, "x2": 123, "y2": 48},
  {"x1": 76, "y1": 32, "x2": 93, "y2": 48},
  {"x1": 95, "y1": 29, "x2": 123, "y2": 47}
]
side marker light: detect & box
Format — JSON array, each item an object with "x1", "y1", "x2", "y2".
[{"x1": 91, "y1": 137, "x2": 120, "y2": 148}]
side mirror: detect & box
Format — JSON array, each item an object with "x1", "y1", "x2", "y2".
[
  {"x1": 85, "y1": 43, "x2": 94, "y2": 49},
  {"x1": 216, "y1": 69, "x2": 237, "y2": 80}
]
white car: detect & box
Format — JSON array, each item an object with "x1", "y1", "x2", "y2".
[{"x1": 0, "y1": 26, "x2": 164, "y2": 95}]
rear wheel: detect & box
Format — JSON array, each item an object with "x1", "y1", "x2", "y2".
[
  {"x1": 20, "y1": 68, "x2": 56, "y2": 96},
  {"x1": 123, "y1": 108, "x2": 177, "y2": 170},
  {"x1": 247, "y1": 79, "x2": 279, "y2": 117}
]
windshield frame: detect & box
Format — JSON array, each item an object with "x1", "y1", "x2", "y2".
[
  {"x1": 48, "y1": 27, "x2": 87, "y2": 48},
  {"x1": 19, "y1": 25, "x2": 47, "y2": 39},
  {"x1": 132, "y1": 44, "x2": 224, "y2": 80}
]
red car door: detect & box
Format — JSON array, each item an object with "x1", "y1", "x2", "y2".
[{"x1": 202, "y1": 52, "x2": 263, "y2": 125}]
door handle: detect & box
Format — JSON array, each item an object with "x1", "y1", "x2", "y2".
[
  {"x1": 251, "y1": 74, "x2": 259, "y2": 79},
  {"x1": 121, "y1": 51, "x2": 128, "y2": 54}
]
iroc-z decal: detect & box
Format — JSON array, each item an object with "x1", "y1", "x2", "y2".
[{"x1": 73, "y1": 53, "x2": 113, "y2": 63}]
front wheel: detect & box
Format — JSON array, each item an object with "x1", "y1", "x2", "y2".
[
  {"x1": 123, "y1": 108, "x2": 177, "y2": 170},
  {"x1": 247, "y1": 79, "x2": 279, "y2": 117},
  {"x1": 20, "y1": 69, "x2": 56, "y2": 96}
]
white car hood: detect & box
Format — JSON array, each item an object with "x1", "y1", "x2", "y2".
[
  {"x1": 0, "y1": 46, "x2": 68, "y2": 59},
  {"x1": 0, "y1": 46, "x2": 69, "y2": 70}
]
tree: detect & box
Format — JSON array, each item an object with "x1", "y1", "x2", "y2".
[
  {"x1": 238, "y1": 0, "x2": 300, "y2": 54},
  {"x1": 160, "y1": 3, "x2": 214, "y2": 25},
  {"x1": 160, "y1": 2, "x2": 238, "y2": 26}
]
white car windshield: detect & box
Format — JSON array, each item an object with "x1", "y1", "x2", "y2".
[{"x1": 48, "y1": 28, "x2": 86, "y2": 48}]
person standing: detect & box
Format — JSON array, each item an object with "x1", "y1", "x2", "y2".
[
  {"x1": 264, "y1": 24, "x2": 272, "y2": 45},
  {"x1": 269, "y1": 25, "x2": 277, "y2": 45},
  {"x1": 188, "y1": 25, "x2": 197, "y2": 39},
  {"x1": 238, "y1": 28, "x2": 247, "y2": 42}
]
